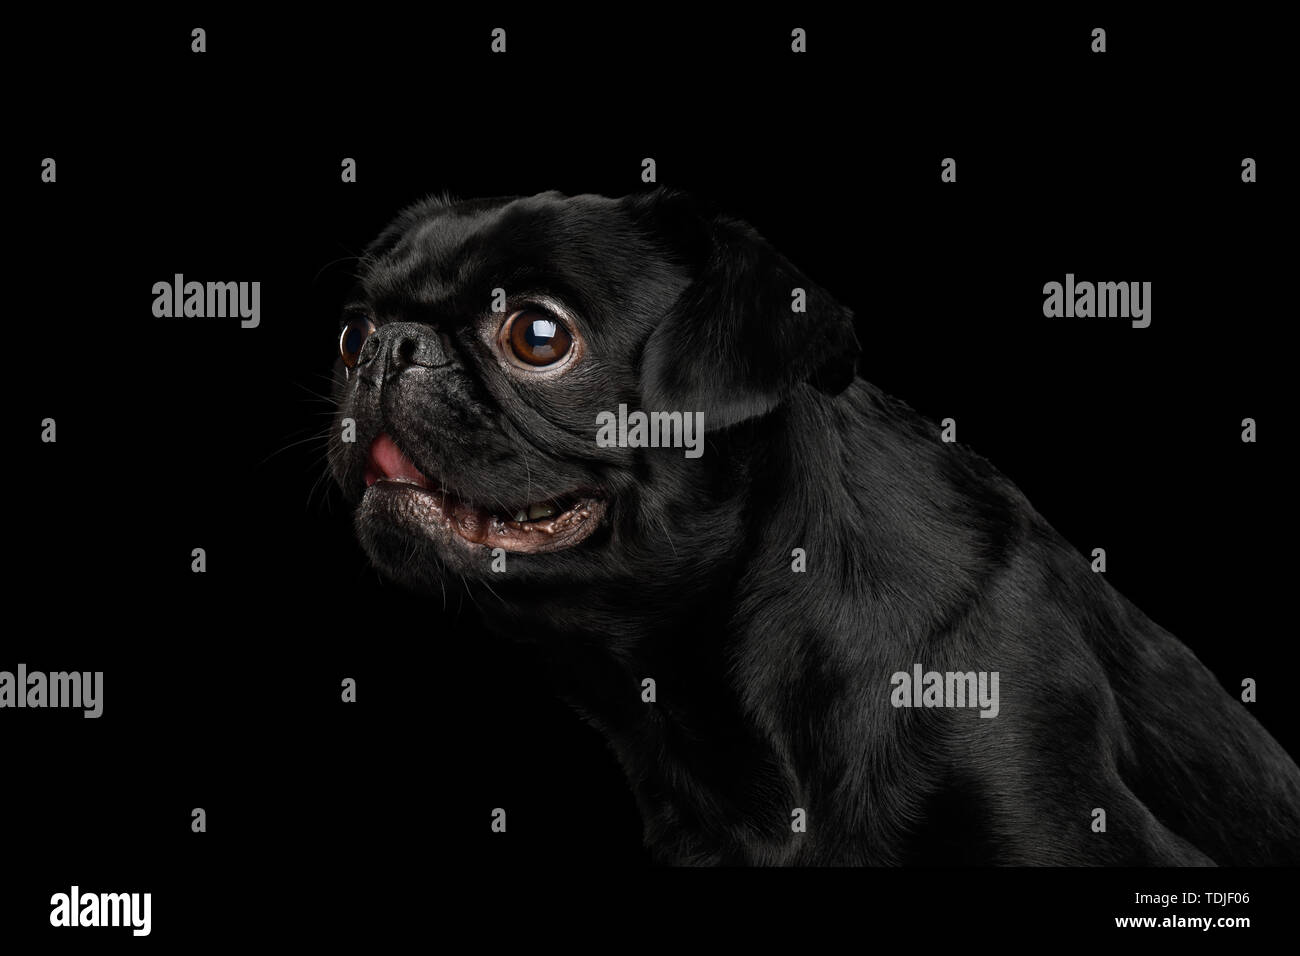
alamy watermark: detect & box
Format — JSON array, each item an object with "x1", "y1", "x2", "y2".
[
  {"x1": 890, "y1": 664, "x2": 1000, "y2": 718},
  {"x1": 152, "y1": 274, "x2": 260, "y2": 328},
  {"x1": 50, "y1": 886, "x2": 150, "y2": 936},
  {"x1": 1043, "y1": 273, "x2": 1151, "y2": 328},
  {"x1": 0, "y1": 664, "x2": 102, "y2": 717},
  {"x1": 595, "y1": 404, "x2": 704, "y2": 459}
]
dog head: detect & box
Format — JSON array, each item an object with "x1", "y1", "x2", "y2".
[{"x1": 329, "y1": 188, "x2": 859, "y2": 609}]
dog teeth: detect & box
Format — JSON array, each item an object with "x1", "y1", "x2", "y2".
[{"x1": 506, "y1": 502, "x2": 563, "y2": 523}]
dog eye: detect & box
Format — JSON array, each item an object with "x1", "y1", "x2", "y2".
[
  {"x1": 339, "y1": 313, "x2": 377, "y2": 368},
  {"x1": 506, "y1": 309, "x2": 573, "y2": 367}
]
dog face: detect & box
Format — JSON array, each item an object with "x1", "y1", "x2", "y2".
[{"x1": 329, "y1": 189, "x2": 859, "y2": 604}]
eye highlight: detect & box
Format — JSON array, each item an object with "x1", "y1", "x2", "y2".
[
  {"x1": 339, "y1": 313, "x2": 377, "y2": 368},
  {"x1": 502, "y1": 308, "x2": 575, "y2": 369}
]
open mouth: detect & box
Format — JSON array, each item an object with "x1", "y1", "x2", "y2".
[{"x1": 362, "y1": 433, "x2": 605, "y2": 554}]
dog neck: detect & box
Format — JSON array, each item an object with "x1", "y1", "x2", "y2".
[{"x1": 486, "y1": 382, "x2": 1004, "y2": 864}]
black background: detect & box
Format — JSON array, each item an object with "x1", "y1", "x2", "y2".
[{"x1": 6, "y1": 9, "x2": 1291, "y2": 943}]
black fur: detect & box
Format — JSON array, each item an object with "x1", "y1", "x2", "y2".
[{"x1": 330, "y1": 188, "x2": 1300, "y2": 865}]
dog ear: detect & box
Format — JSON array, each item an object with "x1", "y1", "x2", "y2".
[{"x1": 624, "y1": 187, "x2": 860, "y2": 429}]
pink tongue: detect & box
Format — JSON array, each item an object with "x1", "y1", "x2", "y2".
[
  {"x1": 369, "y1": 433, "x2": 430, "y2": 486},
  {"x1": 367, "y1": 433, "x2": 491, "y2": 542}
]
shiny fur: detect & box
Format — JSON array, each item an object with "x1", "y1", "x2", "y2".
[{"x1": 331, "y1": 188, "x2": 1300, "y2": 865}]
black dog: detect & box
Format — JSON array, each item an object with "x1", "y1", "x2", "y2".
[{"x1": 329, "y1": 188, "x2": 1300, "y2": 865}]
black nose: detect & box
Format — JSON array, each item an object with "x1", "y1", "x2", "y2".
[
  {"x1": 358, "y1": 321, "x2": 446, "y2": 371},
  {"x1": 392, "y1": 332, "x2": 440, "y2": 369}
]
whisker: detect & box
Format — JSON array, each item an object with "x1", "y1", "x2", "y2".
[{"x1": 259, "y1": 431, "x2": 331, "y2": 468}]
